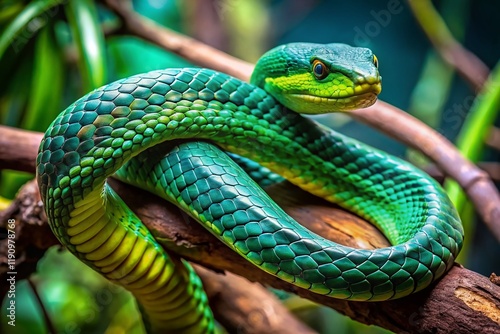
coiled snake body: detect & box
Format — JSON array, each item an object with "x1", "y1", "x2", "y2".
[{"x1": 37, "y1": 43, "x2": 464, "y2": 333}]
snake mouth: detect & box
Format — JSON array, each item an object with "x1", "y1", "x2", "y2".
[
  {"x1": 290, "y1": 91, "x2": 379, "y2": 111},
  {"x1": 289, "y1": 82, "x2": 382, "y2": 111}
]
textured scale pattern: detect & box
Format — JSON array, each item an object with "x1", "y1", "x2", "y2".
[
  {"x1": 226, "y1": 152, "x2": 285, "y2": 187},
  {"x1": 116, "y1": 141, "x2": 461, "y2": 301},
  {"x1": 37, "y1": 44, "x2": 463, "y2": 333}
]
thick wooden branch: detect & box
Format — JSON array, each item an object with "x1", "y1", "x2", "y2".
[
  {"x1": 1, "y1": 128, "x2": 499, "y2": 333},
  {"x1": 0, "y1": 126, "x2": 42, "y2": 173},
  {"x1": 102, "y1": 180, "x2": 500, "y2": 334},
  {"x1": 100, "y1": 0, "x2": 500, "y2": 241},
  {"x1": 0, "y1": 183, "x2": 316, "y2": 334},
  {"x1": 1, "y1": 179, "x2": 500, "y2": 334},
  {"x1": 194, "y1": 265, "x2": 316, "y2": 334}
]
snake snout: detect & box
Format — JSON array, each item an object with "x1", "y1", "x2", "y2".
[{"x1": 353, "y1": 74, "x2": 382, "y2": 97}]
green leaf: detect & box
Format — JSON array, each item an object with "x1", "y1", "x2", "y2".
[
  {"x1": 23, "y1": 24, "x2": 64, "y2": 131},
  {"x1": 0, "y1": 0, "x2": 62, "y2": 60},
  {"x1": 0, "y1": 44, "x2": 34, "y2": 126},
  {"x1": 0, "y1": 2, "x2": 24, "y2": 24},
  {"x1": 0, "y1": 171, "x2": 33, "y2": 199},
  {"x1": 65, "y1": 0, "x2": 107, "y2": 92}
]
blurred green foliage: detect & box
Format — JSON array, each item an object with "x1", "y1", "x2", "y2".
[{"x1": 0, "y1": 0, "x2": 498, "y2": 333}]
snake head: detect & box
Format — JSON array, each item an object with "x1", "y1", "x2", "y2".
[{"x1": 251, "y1": 42, "x2": 382, "y2": 113}]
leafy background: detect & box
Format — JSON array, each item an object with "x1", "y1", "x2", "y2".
[{"x1": 0, "y1": 0, "x2": 498, "y2": 333}]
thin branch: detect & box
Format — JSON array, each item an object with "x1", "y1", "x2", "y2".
[
  {"x1": 425, "y1": 162, "x2": 500, "y2": 183},
  {"x1": 102, "y1": 0, "x2": 254, "y2": 81},
  {"x1": 486, "y1": 127, "x2": 500, "y2": 151},
  {"x1": 98, "y1": 0, "x2": 500, "y2": 240},
  {"x1": 407, "y1": 0, "x2": 489, "y2": 92}
]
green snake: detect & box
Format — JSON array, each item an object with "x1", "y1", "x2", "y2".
[{"x1": 36, "y1": 43, "x2": 464, "y2": 333}]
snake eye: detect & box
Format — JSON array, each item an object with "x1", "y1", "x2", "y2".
[
  {"x1": 312, "y1": 60, "x2": 329, "y2": 80},
  {"x1": 372, "y1": 55, "x2": 379, "y2": 68}
]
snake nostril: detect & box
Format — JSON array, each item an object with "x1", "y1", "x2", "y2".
[
  {"x1": 355, "y1": 75, "x2": 381, "y2": 86},
  {"x1": 355, "y1": 76, "x2": 366, "y2": 84}
]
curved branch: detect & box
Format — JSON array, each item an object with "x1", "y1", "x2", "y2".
[
  {"x1": 351, "y1": 101, "x2": 500, "y2": 240},
  {"x1": 1, "y1": 127, "x2": 499, "y2": 333},
  {"x1": 407, "y1": 0, "x2": 489, "y2": 92},
  {"x1": 99, "y1": 0, "x2": 500, "y2": 240}
]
